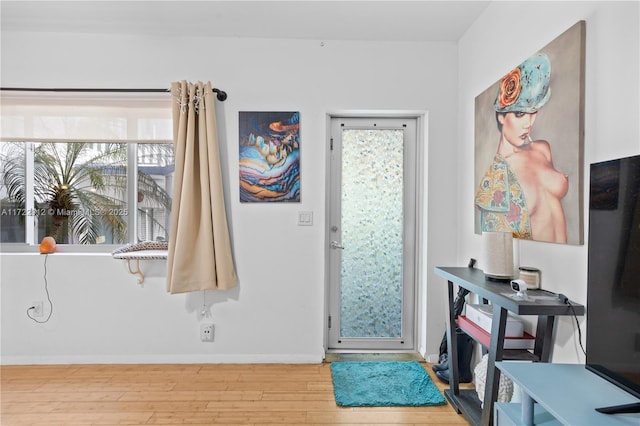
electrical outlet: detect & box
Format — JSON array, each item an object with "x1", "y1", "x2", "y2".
[
  {"x1": 200, "y1": 323, "x2": 214, "y2": 342},
  {"x1": 32, "y1": 301, "x2": 44, "y2": 317}
]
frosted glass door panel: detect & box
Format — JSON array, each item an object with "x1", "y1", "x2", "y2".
[
  {"x1": 327, "y1": 116, "x2": 417, "y2": 351},
  {"x1": 340, "y1": 129, "x2": 404, "y2": 338}
]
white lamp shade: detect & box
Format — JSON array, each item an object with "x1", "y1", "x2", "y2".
[{"x1": 482, "y1": 231, "x2": 514, "y2": 280}]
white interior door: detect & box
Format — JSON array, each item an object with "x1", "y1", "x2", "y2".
[{"x1": 327, "y1": 117, "x2": 418, "y2": 351}]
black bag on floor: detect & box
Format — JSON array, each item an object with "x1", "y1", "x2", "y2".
[
  {"x1": 435, "y1": 286, "x2": 470, "y2": 365},
  {"x1": 434, "y1": 328, "x2": 475, "y2": 383}
]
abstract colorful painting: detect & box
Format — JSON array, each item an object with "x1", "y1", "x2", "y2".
[
  {"x1": 474, "y1": 21, "x2": 585, "y2": 245},
  {"x1": 239, "y1": 111, "x2": 300, "y2": 202}
]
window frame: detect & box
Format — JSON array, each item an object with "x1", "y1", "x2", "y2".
[{"x1": 0, "y1": 91, "x2": 173, "y2": 253}]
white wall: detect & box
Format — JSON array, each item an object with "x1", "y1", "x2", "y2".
[
  {"x1": 1, "y1": 31, "x2": 460, "y2": 363},
  {"x1": 3, "y1": 1, "x2": 637, "y2": 366},
  {"x1": 458, "y1": 1, "x2": 639, "y2": 363}
]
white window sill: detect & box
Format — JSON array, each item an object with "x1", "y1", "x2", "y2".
[{"x1": 0, "y1": 244, "x2": 122, "y2": 255}]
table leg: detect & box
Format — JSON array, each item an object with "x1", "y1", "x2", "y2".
[
  {"x1": 481, "y1": 305, "x2": 508, "y2": 426},
  {"x1": 521, "y1": 391, "x2": 534, "y2": 426},
  {"x1": 446, "y1": 280, "x2": 460, "y2": 395},
  {"x1": 534, "y1": 315, "x2": 555, "y2": 362}
]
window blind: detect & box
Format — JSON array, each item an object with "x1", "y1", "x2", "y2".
[{"x1": 0, "y1": 91, "x2": 172, "y2": 143}]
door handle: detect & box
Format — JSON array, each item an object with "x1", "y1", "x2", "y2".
[{"x1": 330, "y1": 241, "x2": 344, "y2": 250}]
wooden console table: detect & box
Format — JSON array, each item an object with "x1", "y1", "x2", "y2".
[{"x1": 435, "y1": 266, "x2": 585, "y2": 426}]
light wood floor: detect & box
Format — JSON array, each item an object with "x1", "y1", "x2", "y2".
[{"x1": 1, "y1": 362, "x2": 472, "y2": 425}]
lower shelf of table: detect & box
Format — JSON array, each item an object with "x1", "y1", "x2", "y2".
[
  {"x1": 444, "y1": 388, "x2": 482, "y2": 426},
  {"x1": 494, "y1": 402, "x2": 560, "y2": 426}
]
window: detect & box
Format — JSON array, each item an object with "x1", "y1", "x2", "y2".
[{"x1": 0, "y1": 91, "x2": 173, "y2": 250}]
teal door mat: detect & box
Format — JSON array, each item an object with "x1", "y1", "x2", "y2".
[{"x1": 330, "y1": 361, "x2": 446, "y2": 407}]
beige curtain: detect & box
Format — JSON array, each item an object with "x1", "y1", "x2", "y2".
[{"x1": 166, "y1": 81, "x2": 238, "y2": 294}]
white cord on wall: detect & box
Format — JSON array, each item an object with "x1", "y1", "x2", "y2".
[{"x1": 26, "y1": 253, "x2": 53, "y2": 323}]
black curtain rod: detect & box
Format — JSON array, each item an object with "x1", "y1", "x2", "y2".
[{"x1": 0, "y1": 86, "x2": 228, "y2": 102}]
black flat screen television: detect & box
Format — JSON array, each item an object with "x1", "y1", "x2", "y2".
[{"x1": 587, "y1": 154, "x2": 640, "y2": 414}]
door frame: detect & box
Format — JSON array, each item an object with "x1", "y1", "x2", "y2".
[{"x1": 324, "y1": 111, "x2": 427, "y2": 354}]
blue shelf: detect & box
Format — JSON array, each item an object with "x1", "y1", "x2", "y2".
[
  {"x1": 494, "y1": 402, "x2": 560, "y2": 426},
  {"x1": 496, "y1": 362, "x2": 640, "y2": 425}
]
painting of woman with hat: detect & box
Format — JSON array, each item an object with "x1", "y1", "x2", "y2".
[
  {"x1": 474, "y1": 21, "x2": 585, "y2": 245},
  {"x1": 475, "y1": 52, "x2": 569, "y2": 243}
]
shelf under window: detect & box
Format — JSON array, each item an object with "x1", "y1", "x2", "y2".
[{"x1": 112, "y1": 242, "x2": 168, "y2": 284}]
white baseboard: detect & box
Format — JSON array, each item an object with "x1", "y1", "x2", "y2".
[{"x1": 1, "y1": 353, "x2": 324, "y2": 365}]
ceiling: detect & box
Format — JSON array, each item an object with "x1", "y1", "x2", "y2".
[{"x1": 0, "y1": 1, "x2": 490, "y2": 42}]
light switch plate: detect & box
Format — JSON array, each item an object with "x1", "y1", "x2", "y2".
[{"x1": 298, "y1": 211, "x2": 313, "y2": 226}]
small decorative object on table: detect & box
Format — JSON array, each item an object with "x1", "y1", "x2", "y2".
[
  {"x1": 518, "y1": 266, "x2": 541, "y2": 289},
  {"x1": 481, "y1": 231, "x2": 514, "y2": 281}
]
